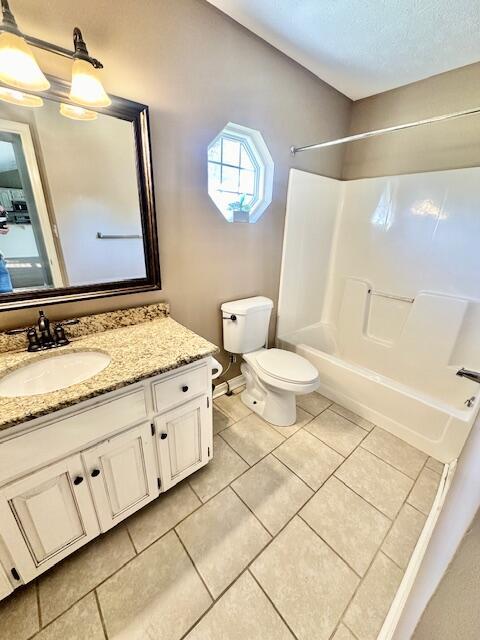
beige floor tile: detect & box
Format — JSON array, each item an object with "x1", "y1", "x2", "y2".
[
  {"x1": 185, "y1": 571, "x2": 294, "y2": 640},
  {"x1": 300, "y1": 477, "x2": 390, "y2": 576},
  {"x1": 190, "y1": 435, "x2": 248, "y2": 502},
  {"x1": 215, "y1": 393, "x2": 251, "y2": 421},
  {"x1": 232, "y1": 455, "x2": 313, "y2": 535},
  {"x1": 330, "y1": 404, "x2": 375, "y2": 431},
  {"x1": 251, "y1": 517, "x2": 359, "y2": 640},
  {"x1": 335, "y1": 448, "x2": 413, "y2": 519},
  {"x1": 344, "y1": 552, "x2": 403, "y2": 640},
  {"x1": 296, "y1": 391, "x2": 332, "y2": 416},
  {"x1": 305, "y1": 409, "x2": 367, "y2": 456},
  {"x1": 270, "y1": 407, "x2": 313, "y2": 438},
  {"x1": 127, "y1": 480, "x2": 200, "y2": 552},
  {"x1": 332, "y1": 624, "x2": 357, "y2": 640},
  {"x1": 407, "y1": 467, "x2": 441, "y2": 515},
  {"x1": 274, "y1": 429, "x2": 344, "y2": 490},
  {"x1": 35, "y1": 593, "x2": 103, "y2": 640},
  {"x1": 382, "y1": 503, "x2": 426, "y2": 569},
  {"x1": 0, "y1": 583, "x2": 39, "y2": 640},
  {"x1": 39, "y1": 525, "x2": 135, "y2": 624},
  {"x1": 221, "y1": 413, "x2": 285, "y2": 465},
  {"x1": 361, "y1": 428, "x2": 427, "y2": 479},
  {"x1": 213, "y1": 406, "x2": 233, "y2": 434},
  {"x1": 176, "y1": 487, "x2": 270, "y2": 598},
  {"x1": 97, "y1": 530, "x2": 211, "y2": 640},
  {"x1": 425, "y1": 456, "x2": 444, "y2": 475}
]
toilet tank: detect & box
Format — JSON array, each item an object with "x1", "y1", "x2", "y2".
[{"x1": 221, "y1": 296, "x2": 273, "y2": 354}]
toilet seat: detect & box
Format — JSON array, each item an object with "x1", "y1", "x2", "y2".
[
  {"x1": 244, "y1": 348, "x2": 318, "y2": 387},
  {"x1": 256, "y1": 348, "x2": 318, "y2": 384}
]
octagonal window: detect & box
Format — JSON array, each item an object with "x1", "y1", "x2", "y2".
[{"x1": 208, "y1": 122, "x2": 273, "y2": 223}]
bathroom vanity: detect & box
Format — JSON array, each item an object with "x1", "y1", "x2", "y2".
[{"x1": 0, "y1": 305, "x2": 217, "y2": 600}]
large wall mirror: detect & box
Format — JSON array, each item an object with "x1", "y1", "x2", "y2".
[{"x1": 0, "y1": 76, "x2": 160, "y2": 310}]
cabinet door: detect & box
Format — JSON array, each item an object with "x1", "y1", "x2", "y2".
[
  {"x1": 0, "y1": 454, "x2": 99, "y2": 582},
  {"x1": 156, "y1": 396, "x2": 212, "y2": 491},
  {"x1": 82, "y1": 422, "x2": 158, "y2": 532}
]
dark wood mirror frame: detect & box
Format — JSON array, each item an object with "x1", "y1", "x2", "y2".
[{"x1": 0, "y1": 74, "x2": 161, "y2": 311}]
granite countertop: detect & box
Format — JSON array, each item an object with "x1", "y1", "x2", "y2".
[{"x1": 0, "y1": 317, "x2": 218, "y2": 431}]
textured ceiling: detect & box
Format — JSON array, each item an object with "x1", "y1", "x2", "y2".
[{"x1": 206, "y1": 0, "x2": 480, "y2": 99}]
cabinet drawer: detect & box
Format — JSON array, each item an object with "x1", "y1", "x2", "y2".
[{"x1": 153, "y1": 365, "x2": 208, "y2": 413}]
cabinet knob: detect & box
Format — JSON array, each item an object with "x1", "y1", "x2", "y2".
[
  {"x1": 73, "y1": 476, "x2": 84, "y2": 485},
  {"x1": 181, "y1": 385, "x2": 189, "y2": 392},
  {"x1": 160, "y1": 433, "x2": 168, "y2": 440},
  {"x1": 91, "y1": 469, "x2": 101, "y2": 478}
]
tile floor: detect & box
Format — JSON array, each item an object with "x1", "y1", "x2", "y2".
[{"x1": 0, "y1": 388, "x2": 444, "y2": 640}]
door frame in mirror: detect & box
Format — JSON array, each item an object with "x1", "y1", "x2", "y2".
[{"x1": 0, "y1": 74, "x2": 160, "y2": 311}]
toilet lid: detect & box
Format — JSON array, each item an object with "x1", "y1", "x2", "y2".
[{"x1": 256, "y1": 349, "x2": 319, "y2": 384}]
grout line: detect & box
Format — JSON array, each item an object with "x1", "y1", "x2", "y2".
[
  {"x1": 93, "y1": 589, "x2": 108, "y2": 640},
  {"x1": 328, "y1": 404, "x2": 374, "y2": 433},
  {"x1": 187, "y1": 478, "x2": 202, "y2": 503},
  {"x1": 358, "y1": 444, "x2": 423, "y2": 482},
  {"x1": 124, "y1": 525, "x2": 138, "y2": 555},
  {"x1": 248, "y1": 569, "x2": 301, "y2": 640},
  {"x1": 35, "y1": 579, "x2": 42, "y2": 630},
  {"x1": 303, "y1": 418, "x2": 369, "y2": 457},
  {"x1": 173, "y1": 529, "x2": 215, "y2": 601},
  {"x1": 297, "y1": 513, "x2": 364, "y2": 579},
  {"x1": 229, "y1": 483, "x2": 275, "y2": 539},
  {"x1": 333, "y1": 475, "x2": 395, "y2": 521}
]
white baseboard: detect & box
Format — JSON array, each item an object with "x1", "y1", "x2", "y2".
[{"x1": 213, "y1": 374, "x2": 245, "y2": 399}]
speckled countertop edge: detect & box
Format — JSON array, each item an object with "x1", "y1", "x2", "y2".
[{"x1": 0, "y1": 316, "x2": 218, "y2": 431}]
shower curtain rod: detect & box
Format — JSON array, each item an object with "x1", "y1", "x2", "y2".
[{"x1": 290, "y1": 105, "x2": 480, "y2": 155}]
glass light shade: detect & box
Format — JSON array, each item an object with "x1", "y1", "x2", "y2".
[
  {"x1": 0, "y1": 86, "x2": 43, "y2": 107},
  {"x1": 59, "y1": 102, "x2": 97, "y2": 121},
  {"x1": 0, "y1": 31, "x2": 50, "y2": 91},
  {"x1": 68, "y1": 58, "x2": 111, "y2": 107}
]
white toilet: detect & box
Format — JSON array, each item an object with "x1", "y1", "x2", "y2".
[{"x1": 221, "y1": 296, "x2": 320, "y2": 426}]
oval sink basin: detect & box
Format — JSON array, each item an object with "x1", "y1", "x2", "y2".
[{"x1": 0, "y1": 351, "x2": 111, "y2": 397}]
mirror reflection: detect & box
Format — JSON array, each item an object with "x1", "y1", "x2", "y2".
[{"x1": 0, "y1": 97, "x2": 146, "y2": 295}]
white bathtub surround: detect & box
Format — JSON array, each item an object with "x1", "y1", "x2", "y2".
[
  {"x1": 278, "y1": 168, "x2": 480, "y2": 462},
  {"x1": 0, "y1": 391, "x2": 445, "y2": 640}
]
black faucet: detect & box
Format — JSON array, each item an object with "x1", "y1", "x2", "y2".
[{"x1": 6, "y1": 310, "x2": 80, "y2": 352}]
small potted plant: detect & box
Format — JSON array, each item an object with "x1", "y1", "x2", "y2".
[{"x1": 228, "y1": 194, "x2": 251, "y2": 223}]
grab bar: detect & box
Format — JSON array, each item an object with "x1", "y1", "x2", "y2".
[
  {"x1": 96, "y1": 232, "x2": 142, "y2": 240},
  {"x1": 457, "y1": 368, "x2": 480, "y2": 384},
  {"x1": 368, "y1": 289, "x2": 414, "y2": 304}
]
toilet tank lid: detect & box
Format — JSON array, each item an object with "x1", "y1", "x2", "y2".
[{"x1": 221, "y1": 296, "x2": 273, "y2": 315}]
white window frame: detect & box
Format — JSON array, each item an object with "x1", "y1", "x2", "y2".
[{"x1": 208, "y1": 122, "x2": 274, "y2": 223}]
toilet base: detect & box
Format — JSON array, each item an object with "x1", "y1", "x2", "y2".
[{"x1": 240, "y1": 363, "x2": 297, "y2": 426}]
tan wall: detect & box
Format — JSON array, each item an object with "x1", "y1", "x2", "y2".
[
  {"x1": 0, "y1": 0, "x2": 351, "y2": 375},
  {"x1": 342, "y1": 61, "x2": 480, "y2": 180}
]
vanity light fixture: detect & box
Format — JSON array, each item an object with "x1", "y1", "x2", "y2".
[
  {"x1": 0, "y1": 0, "x2": 110, "y2": 112},
  {"x1": 59, "y1": 102, "x2": 97, "y2": 121},
  {"x1": 0, "y1": 86, "x2": 43, "y2": 107}
]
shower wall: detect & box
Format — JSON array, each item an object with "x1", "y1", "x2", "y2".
[{"x1": 278, "y1": 167, "x2": 480, "y2": 403}]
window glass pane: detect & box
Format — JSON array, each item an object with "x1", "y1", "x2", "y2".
[
  {"x1": 221, "y1": 165, "x2": 239, "y2": 192},
  {"x1": 208, "y1": 139, "x2": 221, "y2": 162},
  {"x1": 222, "y1": 138, "x2": 241, "y2": 166},
  {"x1": 208, "y1": 162, "x2": 221, "y2": 190},
  {"x1": 240, "y1": 145, "x2": 254, "y2": 170},
  {"x1": 239, "y1": 169, "x2": 255, "y2": 195}
]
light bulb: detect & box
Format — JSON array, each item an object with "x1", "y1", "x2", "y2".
[
  {"x1": 0, "y1": 86, "x2": 43, "y2": 107},
  {"x1": 68, "y1": 58, "x2": 110, "y2": 108},
  {"x1": 0, "y1": 31, "x2": 49, "y2": 91},
  {"x1": 59, "y1": 102, "x2": 97, "y2": 121}
]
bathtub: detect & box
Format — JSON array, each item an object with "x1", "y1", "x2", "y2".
[{"x1": 278, "y1": 323, "x2": 480, "y2": 463}]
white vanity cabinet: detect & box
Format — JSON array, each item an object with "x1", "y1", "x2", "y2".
[{"x1": 0, "y1": 357, "x2": 213, "y2": 594}]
